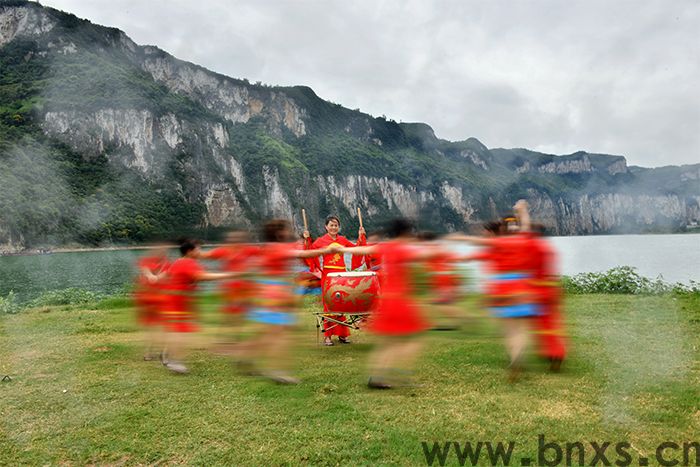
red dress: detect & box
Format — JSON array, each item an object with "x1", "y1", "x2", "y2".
[
  {"x1": 134, "y1": 255, "x2": 170, "y2": 326},
  {"x1": 306, "y1": 233, "x2": 366, "y2": 338},
  {"x1": 246, "y1": 242, "x2": 299, "y2": 326},
  {"x1": 429, "y1": 250, "x2": 461, "y2": 304},
  {"x1": 370, "y1": 240, "x2": 430, "y2": 336},
  {"x1": 472, "y1": 234, "x2": 538, "y2": 317},
  {"x1": 207, "y1": 244, "x2": 259, "y2": 314},
  {"x1": 529, "y1": 234, "x2": 567, "y2": 360},
  {"x1": 162, "y1": 257, "x2": 204, "y2": 333}
]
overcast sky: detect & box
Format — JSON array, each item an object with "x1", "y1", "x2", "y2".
[{"x1": 41, "y1": 0, "x2": 699, "y2": 167}]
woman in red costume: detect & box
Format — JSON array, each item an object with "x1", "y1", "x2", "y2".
[
  {"x1": 529, "y1": 224, "x2": 567, "y2": 371},
  {"x1": 133, "y1": 245, "x2": 171, "y2": 361},
  {"x1": 450, "y1": 200, "x2": 540, "y2": 381},
  {"x1": 160, "y1": 239, "x2": 238, "y2": 374},
  {"x1": 236, "y1": 219, "x2": 332, "y2": 384},
  {"x1": 341, "y1": 218, "x2": 436, "y2": 389},
  {"x1": 303, "y1": 215, "x2": 366, "y2": 346},
  {"x1": 201, "y1": 230, "x2": 259, "y2": 351}
]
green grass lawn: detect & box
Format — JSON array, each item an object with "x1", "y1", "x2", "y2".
[{"x1": 1, "y1": 294, "x2": 698, "y2": 466}]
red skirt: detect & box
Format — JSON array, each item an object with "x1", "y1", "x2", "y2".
[
  {"x1": 370, "y1": 296, "x2": 429, "y2": 336},
  {"x1": 162, "y1": 294, "x2": 199, "y2": 333},
  {"x1": 134, "y1": 291, "x2": 166, "y2": 326},
  {"x1": 221, "y1": 279, "x2": 254, "y2": 314}
]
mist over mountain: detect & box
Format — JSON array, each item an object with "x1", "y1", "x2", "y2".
[{"x1": 1, "y1": 0, "x2": 698, "y2": 251}]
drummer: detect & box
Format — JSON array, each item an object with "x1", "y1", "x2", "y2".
[{"x1": 303, "y1": 215, "x2": 366, "y2": 346}]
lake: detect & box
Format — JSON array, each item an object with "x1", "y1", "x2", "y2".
[{"x1": 1, "y1": 234, "x2": 698, "y2": 303}]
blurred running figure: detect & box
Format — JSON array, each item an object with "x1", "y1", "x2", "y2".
[
  {"x1": 529, "y1": 224, "x2": 567, "y2": 371},
  {"x1": 342, "y1": 219, "x2": 437, "y2": 389},
  {"x1": 236, "y1": 219, "x2": 332, "y2": 384},
  {"x1": 161, "y1": 239, "x2": 237, "y2": 374},
  {"x1": 133, "y1": 245, "x2": 171, "y2": 361},
  {"x1": 449, "y1": 200, "x2": 540, "y2": 381},
  {"x1": 202, "y1": 230, "x2": 259, "y2": 352}
]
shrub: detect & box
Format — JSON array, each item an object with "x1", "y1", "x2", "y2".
[
  {"x1": 29, "y1": 288, "x2": 102, "y2": 307},
  {"x1": 0, "y1": 291, "x2": 21, "y2": 314},
  {"x1": 563, "y1": 266, "x2": 699, "y2": 296}
]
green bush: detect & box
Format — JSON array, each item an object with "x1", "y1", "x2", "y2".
[
  {"x1": 29, "y1": 288, "x2": 102, "y2": 307},
  {"x1": 0, "y1": 291, "x2": 21, "y2": 314},
  {"x1": 562, "y1": 266, "x2": 699, "y2": 296}
]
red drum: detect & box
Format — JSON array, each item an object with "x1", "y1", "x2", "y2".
[{"x1": 324, "y1": 271, "x2": 380, "y2": 313}]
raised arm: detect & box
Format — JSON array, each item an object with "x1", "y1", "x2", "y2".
[
  {"x1": 195, "y1": 271, "x2": 239, "y2": 282},
  {"x1": 339, "y1": 245, "x2": 379, "y2": 256},
  {"x1": 293, "y1": 247, "x2": 331, "y2": 259},
  {"x1": 514, "y1": 199, "x2": 531, "y2": 232},
  {"x1": 444, "y1": 233, "x2": 496, "y2": 246},
  {"x1": 357, "y1": 227, "x2": 366, "y2": 245}
]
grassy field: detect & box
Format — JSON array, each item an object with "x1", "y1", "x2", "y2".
[{"x1": 1, "y1": 294, "x2": 698, "y2": 466}]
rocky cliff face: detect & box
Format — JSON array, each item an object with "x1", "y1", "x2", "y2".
[
  {"x1": 0, "y1": 2, "x2": 698, "y2": 251},
  {"x1": 527, "y1": 191, "x2": 700, "y2": 235},
  {"x1": 139, "y1": 50, "x2": 307, "y2": 138}
]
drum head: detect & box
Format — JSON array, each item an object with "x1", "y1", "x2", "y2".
[{"x1": 327, "y1": 271, "x2": 377, "y2": 278}]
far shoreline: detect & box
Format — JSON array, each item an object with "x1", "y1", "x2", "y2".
[{"x1": 1, "y1": 231, "x2": 699, "y2": 257}]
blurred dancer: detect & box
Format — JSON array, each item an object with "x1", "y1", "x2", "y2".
[
  {"x1": 303, "y1": 215, "x2": 366, "y2": 346},
  {"x1": 342, "y1": 218, "x2": 435, "y2": 389},
  {"x1": 133, "y1": 245, "x2": 171, "y2": 361},
  {"x1": 236, "y1": 219, "x2": 331, "y2": 384},
  {"x1": 449, "y1": 200, "x2": 539, "y2": 381},
  {"x1": 202, "y1": 230, "x2": 259, "y2": 351},
  {"x1": 161, "y1": 239, "x2": 237, "y2": 374},
  {"x1": 360, "y1": 231, "x2": 384, "y2": 271},
  {"x1": 529, "y1": 224, "x2": 567, "y2": 371},
  {"x1": 417, "y1": 231, "x2": 463, "y2": 331}
]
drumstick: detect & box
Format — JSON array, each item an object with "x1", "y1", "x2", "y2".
[
  {"x1": 357, "y1": 207, "x2": 364, "y2": 230},
  {"x1": 302, "y1": 208, "x2": 308, "y2": 232}
]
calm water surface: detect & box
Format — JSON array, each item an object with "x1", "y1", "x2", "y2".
[{"x1": 1, "y1": 234, "x2": 698, "y2": 302}]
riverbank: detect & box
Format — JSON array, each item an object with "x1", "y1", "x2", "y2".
[{"x1": 0, "y1": 243, "x2": 221, "y2": 257}]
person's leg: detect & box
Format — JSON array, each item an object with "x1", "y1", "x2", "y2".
[
  {"x1": 367, "y1": 336, "x2": 398, "y2": 388},
  {"x1": 336, "y1": 315, "x2": 351, "y2": 342},
  {"x1": 163, "y1": 328, "x2": 189, "y2": 373},
  {"x1": 395, "y1": 337, "x2": 425, "y2": 369},
  {"x1": 502, "y1": 317, "x2": 530, "y2": 381},
  {"x1": 262, "y1": 325, "x2": 299, "y2": 384},
  {"x1": 143, "y1": 323, "x2": 156, "y2": 360},
  {"x1": 234, "y1": 319, "x2": 265, "y2": 372}
]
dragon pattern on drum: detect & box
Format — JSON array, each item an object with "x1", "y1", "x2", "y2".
[{"x1": 323, "y1": 272, "x2": 380, "y2": 313}]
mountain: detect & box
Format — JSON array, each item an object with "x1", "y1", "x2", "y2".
[{"x1": 1, "y1": 0, "x2": 699, "y2": 251}]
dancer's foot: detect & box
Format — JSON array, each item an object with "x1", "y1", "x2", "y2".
[
  {"x1": 549, "y1": 357, "x2": 563, "y2": 373},
  {"x1": 338, "y1": 336, "x2": 351, "y2": 344},
  {"x1": 431, "y1": 325, "x2": 459, "y2": 331},
  {"x1": 323, "y1": 337, "x2": 334, "y2": 346},
  {"x1": 367, "y1": 377, "x2": 392, "y2": 389},
  {"x1": 265, "y1": 371, "x2": 300, "y2": 385},
  {"x1": 507, "y1": 362, "x2": 522, "y2": 383},
  {"x1": 235, "y1": 359, "x2": 261, "y2": 376},
  {"x1": 165, "y1": 361, "x2": 188, "y2": 374}
]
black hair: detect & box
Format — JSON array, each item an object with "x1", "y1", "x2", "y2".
[
  {"x1": 262, "y1": 219, "x2": 291, "y2": 242},
  {"x1": 178, "y1": 238, "x2": 200, "y2": 256},
  {"x1": 325, "y1": 215, "x2": 340, "y2": 226},
  {"x1": 417, "y1": 230, "x2": 438, "y2": 241},
  {"x1": 385, "y1": 218, "x2": 414, "y2": 239},
  {"x1": 482, "y1": 221, "x2": 503, "y2": 236}
]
